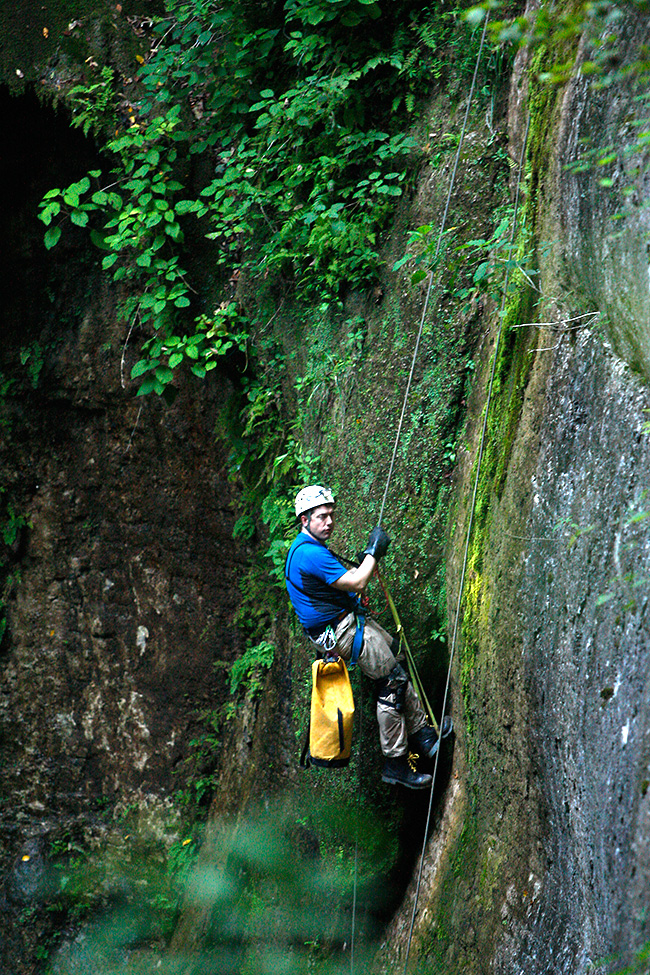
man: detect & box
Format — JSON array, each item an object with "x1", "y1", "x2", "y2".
[{"x1": 285, "y1": 484, "x2": 451, "y2": 790}]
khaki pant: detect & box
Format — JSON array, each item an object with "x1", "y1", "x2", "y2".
[{"x1": 333, "y1": 613, "x2": 427, "y2": 758}]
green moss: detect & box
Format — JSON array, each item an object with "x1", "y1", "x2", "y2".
[
  {"x1": 421, "y1": 25, "x2": 584, "y2": 972},
  {"x1": 456, "y1": 33, "x2": 572, "y2": 734}
]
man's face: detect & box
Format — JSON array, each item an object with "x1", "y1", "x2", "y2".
[{"x1": 303, "y1": 503, "x2": 335, "y2": 542}]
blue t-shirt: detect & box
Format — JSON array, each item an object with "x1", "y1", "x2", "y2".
[{"x1": 284, "y1": 533, "x2": 357, "y2": 634}]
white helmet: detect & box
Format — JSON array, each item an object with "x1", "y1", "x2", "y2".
[{"x1": 295, "y1": 485, "x2": 335, "y2": 518}]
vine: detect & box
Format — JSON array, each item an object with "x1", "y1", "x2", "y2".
[{"x1": 39, "y1": 0, "x2": 477, "y2": 399}]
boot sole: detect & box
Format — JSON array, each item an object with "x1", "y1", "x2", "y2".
[{"x1": 381, "y1": 772, "x2": 433, "y2": 790}]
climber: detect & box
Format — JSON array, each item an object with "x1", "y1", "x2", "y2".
[{"x1": 285, "y1": 484, "x2": 452, "y2": 790}]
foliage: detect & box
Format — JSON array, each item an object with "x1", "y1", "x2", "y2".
[
  {"x1": 39, "y1": 804, "x2": 389, "y2": 973},
  {"x1": 67, "y1": 65, "x2": 118, "y2": 137},
  {"x1": 132, "y1": 300, "x2": 250, "y2": 396},
  {"x1": 178, "y1": 707, "x2": 223, "y2": 811},
  {"x1": 38, "y1": 0, "x2": 478, "y2": 398},
  {"x1": 19, "y1": 342, "x2": 45, "y2": 388},
  {"x1": 227, "y1": 638, "x2": 276, "y2": 698},
  {"x1": 45, "y1": 806, "x2": 198, "y2": 946},
  {"x1": 606, "y1": 939, "x2": 650, "y2": 975},
  {"x1": 393, "y1": 207, "x2": 536, "y2": 314},
  {"x1": 35, "y1": 2, "x2": 501, "y2": 667}
]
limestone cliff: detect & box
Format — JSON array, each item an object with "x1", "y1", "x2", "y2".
[{"x1": 379, "y1": 6, "x2": 650, "y2": 973}]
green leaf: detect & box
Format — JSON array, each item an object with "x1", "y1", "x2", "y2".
[
  {"x1": 90, "y1": 229, "x2": 109, "y2": 250},
  {"x1": 473, "y1": 261, "x2": 490, "y2": 283},
  {"x1": 39, "y1": 203, "x2": 59, "y2": 226},
  {"x1": 393, "y1": 254, "x2": 411, "y2": 271},
  {"x1": 131, "y1": 358, "x2": 153, "y2": 379},
  {"x1": 169, "y1": 352, "x2": 184, "y2": 369},
  {"x1": 136, "y1": 376, "x2": 159, "y2": 396},
  {"x1": 411, "y1": 268, "x2": 427, "y2": 285},
  {"x1": 70, "y1": 210, "x2": 89, "y2": 227},
  {"x1": 595, "y1": 592, "x2": 614, "y2": 607},
  {"x1": 44, "y1": 226, "x2": 62, "y2": 250},
  {"x1": 175, "y1": 199, "x2": 199, "y2": 215},
  {"x1": 154, "y1": 365, "x2": 174, "y2": 384}
]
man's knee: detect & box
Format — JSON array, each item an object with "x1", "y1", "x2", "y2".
[{"x1": 374, "y1": 663, "x2": 409, "y2": 713}]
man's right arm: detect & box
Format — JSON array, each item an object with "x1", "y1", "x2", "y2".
[
  {"x1": 330, "y1": 555, "x2": 377, "y2": 594},
  {"x1": 330, "y1": 526, "x2": 390, "y2": 594}
]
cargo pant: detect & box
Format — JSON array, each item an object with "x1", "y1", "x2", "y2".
[{"x1": 332, "y1": 612, "x2": 428, "y2": 759}]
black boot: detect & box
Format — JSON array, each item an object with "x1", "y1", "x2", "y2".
[
  {"x1": 409, "y1": 717, "x2": 454, "y2": 760},
  {"x1": 381, "y1": 756, "x2": 433, "y2": 790},
  {"x1": 441, "y1": 715, "x2": 453, "y2": 738},
  {"x1": 408, "y1": 724, "x2": 438, "y2": 759}
]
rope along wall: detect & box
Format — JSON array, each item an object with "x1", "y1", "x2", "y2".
[
  {"x1": 349, "y1": 17, "x2": 491, "y2": 975},
  {"x1": 378, "y1": 16, "x2": 490, "y2": 528},
  {"x1": 401, "y1": 111, "x2": 533, "y2": 973}
]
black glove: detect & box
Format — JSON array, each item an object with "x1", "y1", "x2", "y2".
[{"x1": 359, "y1": 526, "x2": 391, "y2": 562}]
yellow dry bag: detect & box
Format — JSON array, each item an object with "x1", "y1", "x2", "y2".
[{"x1": 300, "y1": 656, "x2": 355, "y2": 769}]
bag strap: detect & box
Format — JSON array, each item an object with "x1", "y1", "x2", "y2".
[
  {"x1": 284, "y1": 535, "x2": 314, "y2": 591},
  {"x1": 287, "y1": 536, "x2": 365, "y2": 665},
  {"x1": 349, "y1": 610, "x2": 365, "y2": 669}
]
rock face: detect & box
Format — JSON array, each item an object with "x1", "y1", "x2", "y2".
[
  {"x1": 379, "y1": 9, "x2": 650, "y2": 974},
  {"x1": 1, "y1": 356, "x2": 242, "y2": 804},
  {"x1": 0, "y1": 89, "x2": 245, "y2": 971},
  {"x1": 517, "y1": 327, "x2": 650, "y2": 972}
]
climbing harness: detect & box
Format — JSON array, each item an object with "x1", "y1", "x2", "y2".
[
  {"x1": 285, "y1": 535, "x2": 364, "y2": 664},
  {"x1": 350, "y1": 609, "x2": 365, "y2": 668}
]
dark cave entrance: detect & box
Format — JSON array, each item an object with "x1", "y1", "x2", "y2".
[{"x1": 0, "y1": 86, "x2": 102, "y2": 347}]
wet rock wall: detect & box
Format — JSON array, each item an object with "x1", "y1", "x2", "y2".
[
  {"x1": 0, "y1": 89, "x2": 245, "y2": 969},
  {"x1": 383, "y1": 8, "x2": 650, "y2": 973}
]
